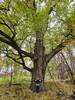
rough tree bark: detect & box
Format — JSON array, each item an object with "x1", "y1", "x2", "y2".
[{"x1": 30, "y1": 32, "x2": 47, "y2": 92}]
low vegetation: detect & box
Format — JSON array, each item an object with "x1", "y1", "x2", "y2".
[{"x1": 0, "y1": 80, "x2": 74, "y2": 100}]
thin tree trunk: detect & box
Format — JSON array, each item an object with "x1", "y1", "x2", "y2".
[
  {"x1": 61, "y1": 52, "x2": 74, "y2": 83},
  {"x1": 10, "y1": 64, "x2": 13, "y2": 85}
]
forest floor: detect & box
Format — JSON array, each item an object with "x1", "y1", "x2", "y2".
[{"x1": 0, "y1": 81, "x2": 75, "y2": 100}]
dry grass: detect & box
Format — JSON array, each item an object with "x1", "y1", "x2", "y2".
[
  {"x1": 0, "y1": 85, "x2": 55, "y2": 100},
  {"x1": 0, "y1": 81, "x2": 74, "y2": 100}
]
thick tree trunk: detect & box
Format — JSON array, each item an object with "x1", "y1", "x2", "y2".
[
  {"x1": 30, "y1": 58, "x2": 47, "y2": 92},
  {"x1": 30, "y1": 67, "x2": 46, "y2": 92},
  {"x1": 30, "y1": 32, "x2": 47, "y2": 92}
]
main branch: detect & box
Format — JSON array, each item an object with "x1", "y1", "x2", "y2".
[
  {"x1": 0, "y1": 30, "x2": 34, "y2": 58},
  {"x1": 46, "y1": 34, "x2": 75, "y2": 64}
]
